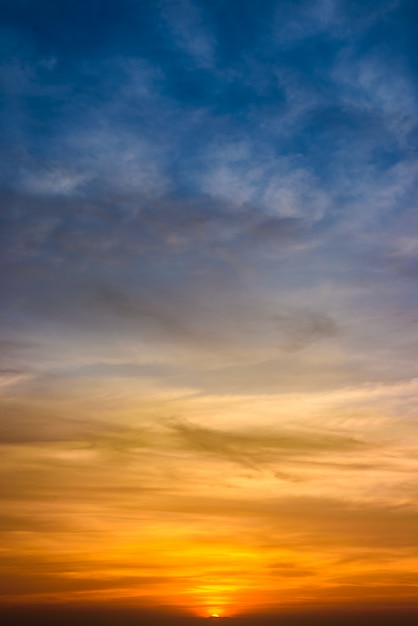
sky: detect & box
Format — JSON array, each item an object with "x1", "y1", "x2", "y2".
[{"x1": 1, "y1": 0, "x2": 418, "y2": 623}]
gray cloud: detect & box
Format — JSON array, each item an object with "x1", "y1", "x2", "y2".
[
  {"x1": 0, "y1": 188, "x2": 321, "y2": 369},
  {"x1": 274, "y1": 310, "x2": 339, "y2": 351}
]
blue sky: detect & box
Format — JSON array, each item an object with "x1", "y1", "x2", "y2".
[
  {"x1": 1, "y1": 0, "x2": 418, "y2": 616},
  {"x1": 2, "y1": 0, "x2": 418, "y2": 393}
]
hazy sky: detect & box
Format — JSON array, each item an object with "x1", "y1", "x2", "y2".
[{"x1": 1, "y1": 0, "x2": 418, "y2": 620}]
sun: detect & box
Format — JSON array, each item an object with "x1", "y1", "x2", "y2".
[{"x1": 210, "y1": 615, "x2": 220, "y2": 618}]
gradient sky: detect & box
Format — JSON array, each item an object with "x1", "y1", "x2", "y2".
[{"x1": 1, "y1": 0, "x2": 418, "y2": 621}]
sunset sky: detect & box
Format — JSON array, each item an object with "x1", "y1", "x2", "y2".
[{"x1": 1, "y1": 0, "x2": 418, "y2": 623}]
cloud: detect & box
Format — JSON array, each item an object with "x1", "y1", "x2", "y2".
[
  {"x1": 167, "y1": 419, "x2": 367, "y2": 470},
  {"x1": 20, "y1": 168, "x2": 88, "y2": 196},
  {"x1": 159, "y1": 0, "x2": 217, "y2": 68},
  {"x1": 273, "y1": 310, "x2": 338, "y2": 351},
  {"x1": 0, "y1": 187, "x2": 318, "y2": 370},
  {"x1": 0, "y1": 402, "x2": 111, "y2": 446}
]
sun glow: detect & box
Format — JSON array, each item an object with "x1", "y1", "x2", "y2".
[{"x1": 207, "y1": 607, "x2": 225, "y2": 618}]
